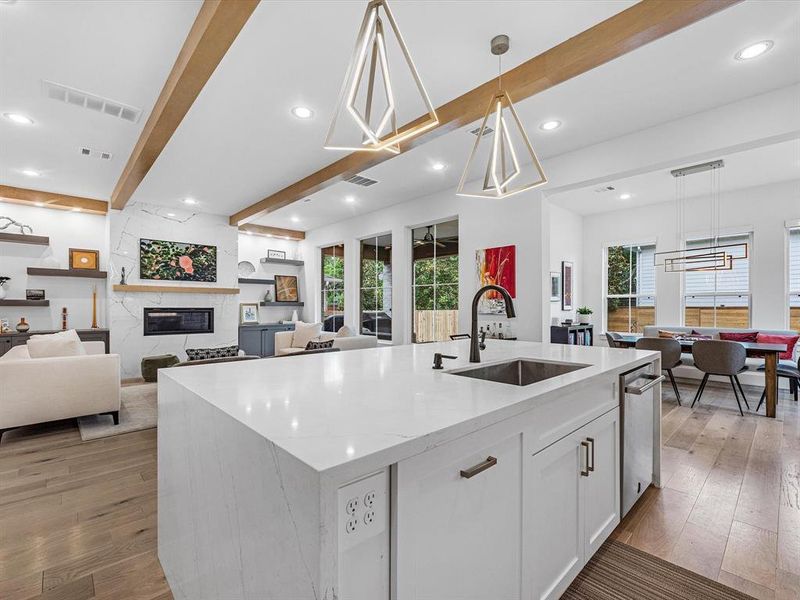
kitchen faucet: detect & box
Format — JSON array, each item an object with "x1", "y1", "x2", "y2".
[{"x1": 470, "y1": 285, "x2": 516, "y2": 363}]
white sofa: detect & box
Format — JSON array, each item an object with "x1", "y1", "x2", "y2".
[
  {"x1": 0, "y1": 341, "x2": 121, "y2": 440},
  {"x1": 274, "y1": 330, "x2": 378, "y2": 356}
]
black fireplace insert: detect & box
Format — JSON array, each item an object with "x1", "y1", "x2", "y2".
[{"x1": 143, "y1": 308, "x2": 214, "y2": 336}]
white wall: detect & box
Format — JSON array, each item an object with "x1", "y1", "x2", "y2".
[
  {"x1": 300, "y1": 187, "x2": 547, "y2": 344},
  {"x1": 237, "y1": 232, "x2": 301, "y2": 322},
  {"x1": 0, "y1": 201, "x2": 109, "y2": 331},
  {"x1": 109, "y1": 202, "x2": 239, "y2": 378},
  {"x1": 580, "y1": 179, "x2": 800, "y2": 334},
  {"x1": 547, "y1": 203, "x2": 583, "y2": 325}
]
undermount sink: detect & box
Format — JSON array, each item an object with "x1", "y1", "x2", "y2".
[{"x1": 449, "y1": 359, "x2": 590, "y2": 387}]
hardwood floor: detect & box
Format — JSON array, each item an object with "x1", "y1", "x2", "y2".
[
  {"x1": 0, "y1": 379, "x2": 797, "y2": 599},
  {"x1": 615, "y1": 379, "x2": 800, "y2": 600}
]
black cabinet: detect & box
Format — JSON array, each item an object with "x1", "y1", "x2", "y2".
[
  {"x1": 238, "y1": 323, "x2": 295, "y2": 357},
  {"x1": 550, "y1": 324, "x2": 594, "y2": 346}
]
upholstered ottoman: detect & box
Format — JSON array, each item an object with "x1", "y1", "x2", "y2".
[{"x1": 141, "y1": 354, "x2": 180, "y2": 382}]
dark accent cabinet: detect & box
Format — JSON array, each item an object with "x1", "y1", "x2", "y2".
[
  {"x1": 0, "y1": 328, "x2": 110, "y2": 357},
  {"x1": 550, "y1": 324, "x2": 594, "y2": 346},
  {"x1": 238, "y1": 323, "x2": 295, "y2": 358}
]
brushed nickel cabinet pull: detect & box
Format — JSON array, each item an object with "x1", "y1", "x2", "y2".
[
  {"x1": 587, "y1": 437, "x2": 595, "y2": 473},
  {"x1": 460, "y1": 456, "x2": 497, "y2": 479},
  {"x1": 580, "y1": 441, "x2": 590, "y2": 477}
]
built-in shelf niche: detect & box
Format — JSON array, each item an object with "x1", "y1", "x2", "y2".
[
  {"x1": 27, "y1": 267, "x2": 108, "y2": 279},
  {"x1": 0, "y1": 299, "x2": 50, "y2": 307},
  {"x1": 238, "y1": 278, "x2": 275, "y2": 285},
  {"x1": 260, "y1": 301, "x2": 304, "y2": 307},
  {"x1": 0, "y1": 232, "x2": 50, "y2": 246},
  {"x1": 260, "y1": 257, "x2": 304, "y2": 267}
]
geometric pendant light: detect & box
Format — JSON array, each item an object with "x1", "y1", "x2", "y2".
[
  {"x1": 457, "y1": 35, "x2": 547, "y2": 198},
  {"x1": 324, "y1": 0, "x2": 438, "y2": 154}
]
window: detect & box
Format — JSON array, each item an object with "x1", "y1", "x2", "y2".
[
  {"x1": 321, "y1": 244, "x2": 344, "y2": 332},
  {"x1": 684, "y1": 233, "x2": 750, "y2": 328},
  {"x1": 360, "y1": 234, "x2": 392, "y2": 341},
  {"x1": 605, "y1": 243, "x2": 656, "y2": 333},
  {"x1": 412, "y1": 220, "x2": 459, "y2": 343},
  {"x1": 790, "y1": 227, "x2": 800, "y2": 331}
]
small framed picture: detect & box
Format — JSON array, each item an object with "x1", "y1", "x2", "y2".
[
  {"x1": 267, "y1": 249, "x2": 286, "y2": 260},
  {"x1": 549, "y1": 272, "x2": 561, "y2": 302},
  {"x1": 26, "y1": 289, "x2": 46, "y2": 301},
  {"x1": 69, "y1": 248, "x2": 100, "y2": 270},
  {"x1": 239, "y1": 303, "x2": 259, "y2": 325},
  {"x1": 275, "y1": 275, "x2": 299, "y2": 302},
  {"x1": 561, "y1": 261, "x2": 574, "y2": 311},
  {"x1": 0, "y1": 318, "x2": 10, "y2": 334}
]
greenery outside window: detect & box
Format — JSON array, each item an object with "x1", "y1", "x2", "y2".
[
  {"x1": 605, "y1": 243, "x2": 656, "y2": 333},
  {"x1": 360, "y1": 234, "x2": 392, "y2": 341},
  {"x1": 412, "y1": 220, "x2": 459, "y2": 342},
  {"x1": 321, "y1": 244, "x2": 344, "y2": 331}
]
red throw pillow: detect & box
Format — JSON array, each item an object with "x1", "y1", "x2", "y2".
[
  {"x1": 756, "y1": 333, "x2": 800, "y2": 361},
  {"x1": 719, "y1": 331, "x2": 758, "y2": 343}
]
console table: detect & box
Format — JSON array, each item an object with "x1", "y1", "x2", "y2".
[
  {"x1": 0, "y1": 328, "x2": 110, "y2": 357},
  {"x1": 550, "y1": 324, "x2": 594, "y2": 346},
  {"x1": 238, "y1": 323, "x2": 295, "y2": 357}
]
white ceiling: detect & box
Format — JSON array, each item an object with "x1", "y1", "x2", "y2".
[
  {"x1": 256, "y1": 0, "x2": 800, "y2": 231},
  {"x1": 548, "y1": 138, "x2": 800, "y2": 216},
  {"x1": 0, "y1": 0, "x2": 202, "y2": 199}
]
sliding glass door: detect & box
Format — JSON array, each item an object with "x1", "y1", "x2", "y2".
[
  {"x1": 360, "y1": 234, "x2": 392, "y2": 341},
  {"x1": 321, "y1": 244, "x2": 344, "y2": 332}
]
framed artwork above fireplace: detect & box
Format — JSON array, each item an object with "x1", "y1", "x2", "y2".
[{"x1": 139, "y1": 238, "x2": 217, "y2": 282}]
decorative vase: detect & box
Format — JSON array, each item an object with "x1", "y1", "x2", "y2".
[
  {"x1": 16, "y1": 317, "x2": 30, "y2": 333},
  {"x1": 578, "y1": 314, "x2": 591, "y2": 325},
  {"x1": 291, "y1": 309, "x2": 299, "y2": 322},
  {"x1": 0, "y1": 285, "x2": 6, "y2": 300}
]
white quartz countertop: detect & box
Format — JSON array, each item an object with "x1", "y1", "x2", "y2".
[{"x1": 161, "y1": 340, "x2": 657, "y2": 475}]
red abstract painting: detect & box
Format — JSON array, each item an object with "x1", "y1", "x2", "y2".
[{"x1": 476, "y1": 245, "x2": 516, "y2": 314}]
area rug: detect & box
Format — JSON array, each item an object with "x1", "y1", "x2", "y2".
[
  {"x1": 563, "y1": 540, "x2": 754, "y2": 599},
  {"x1": 77, "y1": 383, "x2": 157, "y2": 441}
]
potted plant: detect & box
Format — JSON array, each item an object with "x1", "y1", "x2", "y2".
[{"x1": 576, "y1": 306, "x2": 593, "y2": 324}]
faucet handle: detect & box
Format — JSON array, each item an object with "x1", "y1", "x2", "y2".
[
  {"x1": 433, "y1": 353, "x2": 457, "y2": 370},
  {"x1": 479, "y1": 330, "x2": 487, "y2": 350}
]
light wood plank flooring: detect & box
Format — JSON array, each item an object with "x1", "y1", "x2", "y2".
[{"x1": 0, "y1": 380, "x2": 797, "y2": 599}]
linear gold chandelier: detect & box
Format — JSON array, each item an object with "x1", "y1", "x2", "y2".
[
  {"x1": 457, "y1": 35, "x2": 547, "y2": 199},
  {"x1": 324, "y1": 0, "x2": 438, "y2": 154}
]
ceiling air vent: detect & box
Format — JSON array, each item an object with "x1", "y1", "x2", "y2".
[
  {"x1": 42, "y1": 80, "x2": 142, "y2": 123},
  {"x1": 79, "y1": 147, "x2": 113, "y2": 160},
  {"x1": 594, "y1": 185, "x2": 616, "y2": 193},
  {"x1": 345, "y1": 174, "x2": 378, "y2": 187},
  {"x1": 469, "y1": 126, "x2": 494, "y2": 137}
]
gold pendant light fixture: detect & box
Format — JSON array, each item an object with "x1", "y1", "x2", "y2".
[
  {"x1": 654, "y1": 159, "x2": 748, "y2": 272},
  {"x1": 457, "y1": 35, "x2": 547, "y2": 199},
  {"x1": 324, "y1": 0, "x2": 438, "y2": 154}
]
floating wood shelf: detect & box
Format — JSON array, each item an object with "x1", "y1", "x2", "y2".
[
  {"x1": 113, "y1": 285, "x2": 239, "y2": 295},
  {"x1": 238, "y1": 277, "x2": 275, "y2": 285},
  {"x1": 0, "y1": 232, "x2": 50, "y2": 246},
  {"x1": 260, "y1": 257, "x2": 304, "y2": 267},
  {"x1": 27, "y1": 267, "x2": 108, "y2": 279},
  {"x1": 260, "y1": 301, "x2": 304, "y2": 307},
  {"x1": 0, "y1": 299, "x2": 50, "y2": 306}
]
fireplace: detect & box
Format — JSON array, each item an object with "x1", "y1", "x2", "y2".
[{"x1": 143, "y1": 308, "x2": 214, "y2": 336}]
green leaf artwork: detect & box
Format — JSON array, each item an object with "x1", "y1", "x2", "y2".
[{"x1": 139, "y1": 238, "x2": 217, "y2": 282}]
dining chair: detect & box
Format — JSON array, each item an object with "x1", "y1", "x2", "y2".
[
  {"x1": 756, "y1": 356, "x2": 800, "y2": 412},
  {"x1": 635, "y1": 337, "x2": 683, "y2": 405},
  {"x1": 691, "y1": 340, "x2": 750, "y2": 416},
  {"x1": 605, "y1": 332, "x2": 624, "y2": 348}
]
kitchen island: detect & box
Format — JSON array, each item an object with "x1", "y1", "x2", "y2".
[{"x1": 158, "y1": 340, "x2": 661, "y2": 600}]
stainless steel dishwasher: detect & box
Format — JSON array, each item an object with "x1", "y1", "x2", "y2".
[{"x1": 620, "y1": 365, "x2": 664, "y2": 517}]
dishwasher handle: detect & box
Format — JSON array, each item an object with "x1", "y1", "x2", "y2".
[{"x1": 625, "y1": 373, "x2": 665, "y2": 395}]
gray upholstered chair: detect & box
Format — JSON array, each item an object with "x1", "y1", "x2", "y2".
[
  {"x1": 635, "y1": 337, "x2": 684, "y2": 405},
  {"x1": 605, "y1": 332, "x2": 624, "y2": 348},
  {"x1": 691, "y1": 340, "x2": 750, "y2": 416},
  {"x1": 756, "y1": 356, "x2": 800, "y2": 411}
]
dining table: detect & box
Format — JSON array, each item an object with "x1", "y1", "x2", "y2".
[{"x1": 616, "y1": 335, "x2": 787, "y2": 418}]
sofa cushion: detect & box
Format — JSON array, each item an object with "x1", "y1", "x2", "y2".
[
  {"x1": 719, "y1": 331, "x2": 759, "y2": 343},
  {"x1": 27, "y1": 329, "x2": 86, "y2": 358},
  {"x1": 336, "y1": 325, "x2": 355, "y2": 337},
  {"x1": 186, "y1": 345, "x2": 239, "y2": 361},
  {"x1": 756, "y1": 333, "x2": 799, "y2": 361},
  {"x1": 292, "y1": 322, "x2": 323, "y2": 349},
  {"x1": 658, "y1": 330, "x2": 684, "y2": 339},
  {"x1": 305, "y1": 339, "x2": 335, "y2": 351}
]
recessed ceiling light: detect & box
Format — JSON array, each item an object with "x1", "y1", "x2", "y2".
[
  {"x1": 4, "y1": 112, "x2": 34, "y2": 125},
  {"x1": 539, "y1": 120, "x2": 561, "y2": 131},
  {"x1": 291, "y1": 106, "x2": 314, "y2": 119},
  {"x1": 431, "y1": 162, "x2": 446, "y2": 171},
  {"x1": 166, "y1": 212, "x2": 175, "y2": 217},
  {"x1": 183, "y1": 197, "x2": 197, "y2": 205},
  {"x1": 290, "y1": 215, "x2": 300, "y2": 223},
  {"x1": 345, "y1": 195, "x2": 355, "y2": 204},
  {"x1": 735, "y1": 40, "x2": 773, "y2": 61},
  {"x1": 72, "y1": 207, "x2": 82, "y2": 212},
  {"x1": 21, "y1": 169, "x2": 40, "y2": 177},
  {"x1": 245, "y1": 230, "x2": 253, "y2": 235},
  {"x1": 619, "y1": 193, "x2": 632, "y2": 200},
  {"x1": 34, "y1": 202, "x2": 44, "y2": 207}
]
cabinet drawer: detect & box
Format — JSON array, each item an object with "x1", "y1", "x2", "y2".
[{"x1": 396, "y1": 426, "x2": 523, "y2": 600}]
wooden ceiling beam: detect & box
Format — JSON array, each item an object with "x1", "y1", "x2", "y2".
[
  {"x1": 238, "y1": 223, "x2": 305, "y2": 241},
  {"x1": 230, "y1": 0, "x2": 741, "y2": 226},
  {"x1": 0, "y1": 185, "x2": 108, "y2": 215},
  {"x1": 110, "y1": 0, "x2": 259, "y2": 210}
]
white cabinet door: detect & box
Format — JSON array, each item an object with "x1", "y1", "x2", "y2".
[
  {"x1": 581, "y1": 408, "x2": 620, "y2": 560},
  {"x1": 525, "y1": 429, "x2": 584, "y2": 600},
  {"x1": 395, "y1": 430, "x2": 522, "y2": 600}
]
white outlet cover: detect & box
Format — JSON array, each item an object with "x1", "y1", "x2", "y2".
[{"x1": 338, "y1": 470, "x2": 387, "y2": 551}]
